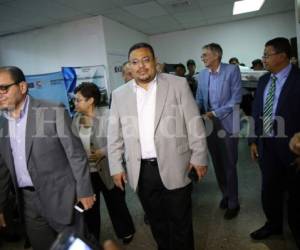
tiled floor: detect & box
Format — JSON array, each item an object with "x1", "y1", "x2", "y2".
[{"x1": 1, "y1": 139, "x2": 298, "y2": 250}]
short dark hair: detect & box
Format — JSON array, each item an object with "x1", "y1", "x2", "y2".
[
  {"x1": 0, "y1": 66, "x2": 26, "y2": 83},
  {"x1": 128, "y1": 42, "x2": 155, "y2": 59},
  {"x1": 175, "y1": 63, "x2": 186, "y2": 70},
  {"x1": 203, "y1": 43, "x2": 223, "y2": 60},
  {"x1": 186, "y1": 59, "x2": 196, "y2": 66},
  {"x1": 251, "y1": 59, "x2": 263, "y2": 67},
  {"x1": 265, "y1": 37, "x2": 292, "y2": 59},
  {"x1": 74, "y1": 82, "x2": 101, "y2": 107},
  {"x1": 229, "y1": 57, "x2": 239, "y2": 64}
]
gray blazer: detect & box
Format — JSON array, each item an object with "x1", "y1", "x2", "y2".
[
  {"x1": 73, "y1": 107, "x2": 114, "y2": 190},
  {"x1": 0, "y1": 96, "x2": 93, "y2": 225},
  {"x1": 108, "y1": 73, "x2": 208, "y2": 191}
]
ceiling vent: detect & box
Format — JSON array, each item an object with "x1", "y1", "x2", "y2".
[{"x1": 169, "y1": 0, "x2": 192, "y2": 8}]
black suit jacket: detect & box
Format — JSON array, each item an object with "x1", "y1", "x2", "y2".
[
  {"x1": 250, "y1": 65, "x2": 300, "y2": 164},
  {"x1": 0, "y1": 96, "x2": 93, "y2": 225}
]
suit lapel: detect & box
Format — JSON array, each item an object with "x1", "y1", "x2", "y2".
[
  {"x1": 154, "y1": 74, "x2": 169, "y2": 132},
  {"x1": 0, "y1": 118, "x2": 14, "y2": 168},
  {"x1": 203, "y1": 70, "x2": 210, "y2": 110},
  {"x1": 259, "y1": 75, "x2": 270, "y2": 114},
  {"x1": 25, "y1": 97, "x2": 38, "y2": 162},
  {"x1": 275, "y1": 66, "x2": 295, "y2": 116},
  {"x1": 217, "y1": 64, "x2": 226, "y2": 101},
  {"x1": 0, "y1": 117, "x2": 18, "y2": 184},
  {"x1": 125, "y1": 82, "x2": 140, "y2": 139}
]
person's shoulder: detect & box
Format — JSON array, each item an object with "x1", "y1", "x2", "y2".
[
  {"x1": 112, "y1": 81, "x2": 132, "y2": 96},
  {"x1": 159, "y1": 73, "x2": 187, "y2": 88},
  {"x1": 222, "y1": 63, "x2": 237, "y2": 71}
]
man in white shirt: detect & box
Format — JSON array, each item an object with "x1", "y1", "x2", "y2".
[{"x1": 108, "y1": 43, "x2": 208, "y2": 250}]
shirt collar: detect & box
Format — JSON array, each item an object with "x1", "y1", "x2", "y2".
[
  {"x1": 208, "y1": 64, "x2": 221, "y2": 74},
  {"x1": 271, "y1": 64, "x2": 292, "y2": 81},
  {"x1": 3, "y1": 95, "x2": 29, "y2": 121}
]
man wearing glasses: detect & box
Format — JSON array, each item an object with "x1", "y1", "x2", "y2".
[
  {"x1": 196, "y1": 43, "x2": 242, "y2": 220},
  {"x1": 0, "y1": 66, "x2": 95, "y2": 250},
  {"x1": 249, "y1": 37, "x2": 300, "y2": 247},
  {"x1": 108, "y1": 42, "x2": 208, "y2": 250}
]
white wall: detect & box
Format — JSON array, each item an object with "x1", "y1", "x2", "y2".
[
  {"x1": 102, "y1": 17, "x2": 148, "y2": 91},
  {"x1": 0, "y1": 16, "x2": 108, "y2": 75},
  {"x1": 149, "y1": 11, "x2": 296, "y2": 70}
]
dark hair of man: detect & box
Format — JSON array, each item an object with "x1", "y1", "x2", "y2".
[
  {"x1": 202, "y1": 43, "x2": 223, "y2": 60},
  {"x1": 128, "y1": 42, "x2": 155, "y2": 59},
  {"x1": 0, "y1": 66, "x2": 26, "y2": 83},
  {"x1": 229, "y1": 57, "x2": 239, "y2": 64},
  {"x1": 252, "y1": 59, "x2": 263, "y2": 67},
  {"x1": 74, "y1": 82, "x2": 101, "y2": 107},
  {"x1": 175, "y1": 63, "x2": 186, "y2": 70},
  {"x1": 265, "y1": 37, "x2": 292, "y2": 59},
  {"x1": 186, "y1": 59, "x2": 196, "y2": 66}
]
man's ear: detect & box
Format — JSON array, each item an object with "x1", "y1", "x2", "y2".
[
  {"x1": 19, "y1": 81, "x2": 28, "y2": 95},
  {"x1": 88, "y1": 97, "x2": 95, "y2": 106}
]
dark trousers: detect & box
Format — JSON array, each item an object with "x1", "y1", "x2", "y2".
[
  {"x1": 260, "y1": 138, "x2": 300, "y2": 248},
  {"x1": 206, "y1": 117, "x2": 239, "y2": 208},
  {"x1": 137, "y1": 160, "x2": 194, "y2": 250},
  {"x1": 21, "y1": 188, "x2": 86, "y2": 250},
  {"x1": 85, "y1": 172, "x2": 135, "y2": 240}
]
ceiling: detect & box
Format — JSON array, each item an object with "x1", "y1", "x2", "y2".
[{"x1": 0, "y1": 0, "x2": 295, "y2": 37}]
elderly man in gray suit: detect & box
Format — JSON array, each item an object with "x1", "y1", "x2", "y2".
[
  {"x1": 108, "y1": 43, "x2": 208, "y2": 250},
  {"x1": 0, "y1": 66, "x2": 95, "y2": 250}
]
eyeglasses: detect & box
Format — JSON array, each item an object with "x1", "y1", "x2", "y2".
[
  {"x1": 262, "y1": 52, "x2": 279, "y2": 59},
  {"x1": 73, "y1": 97, "x2": 86, "y2": 103},
  {"x1": 129, "y1": 56, "x2": 153, "y2": 66},
  {"x1": 0, "y1": 82, "x2": 19, "y2": 94}
]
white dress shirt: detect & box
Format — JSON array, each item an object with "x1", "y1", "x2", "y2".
[{"x1": 134, "y1": 77, "x2": 157, "y2": 159}]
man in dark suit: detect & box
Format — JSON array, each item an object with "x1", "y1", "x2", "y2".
[
  {"x1": 249, "y1": 37, "x2": 300, "y2": 247},
  {"x1": 0, "y1": 66, "x2": 95, "y2": 250}
]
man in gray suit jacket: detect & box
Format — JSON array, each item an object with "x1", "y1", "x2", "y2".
[
  {"x1": 0, "y1": 66, "x2": 95, "y2": 250},
  {"x1": 108, "y1": 43, "x2": 208, "y2": 250}
]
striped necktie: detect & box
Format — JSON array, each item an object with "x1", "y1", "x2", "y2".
[{"x1": 263, "y1": 75, "x2": 277, "y2": 135}]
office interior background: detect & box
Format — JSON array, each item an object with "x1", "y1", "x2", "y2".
[{"x1": 0, "y1": 0, "x2": 299, "y2": 249}]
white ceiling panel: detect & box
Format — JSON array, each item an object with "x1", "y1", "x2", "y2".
[
  {"x1": 195, "y1": 0, "x2": 234, "y2": 8},
  {"x1": 54, "y1": 0, "x2": 116, "y2": 15},
  {"x1": 147, "y1": 15, "x2": 181, "y2": 29},
  {"x1": 201, "y1": 2, "x2": 234, "y2": 19},
  {"x1": 158, "y1": 0, "x2": 201, "y2": 14},
  {"x1": 173, "y1": 9, "x2": 206, "y2": 25},
  {"x1": 104, "y1": 8, "x2": 150, "y2": 32},
  {"x1": 4, "y1": 0, "x2": 87, "y2": 21},
  {"x1": 0, "y1": 0, "x2": 295, "y2": 36},
  {"x1": 0, "y1": 19, "x2": 33, "y2": 35},
  {"x1": 0, "y1": 4, "x2": 57, "y2": 27},
  {"x1": 123, "y1": 1, "x2": 168, "y2": 19},
  {"x1": 112, "y1": 0, "x2": 152, "y2": 7}
]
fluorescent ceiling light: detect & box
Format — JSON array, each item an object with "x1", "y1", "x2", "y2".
[{"x1": 233, "y1": 0, "x2": 265, "y2": 15}]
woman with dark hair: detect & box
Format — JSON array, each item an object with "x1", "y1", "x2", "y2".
[{"x1": 73, "y1": 82, "x2": 135, "y2": 244}]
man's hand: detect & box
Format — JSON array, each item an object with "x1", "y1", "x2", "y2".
[
  {"x1": 188, "y1": 164, "x2": 208, "y2": 181},
  {"x1": 78, "y1": 195, "x2": 96, "y2": 210},
  {"x1": 89, "y1": 149, "x2": 105, "y2": 162},
  {"x1": 112, "y1": 172, "x2": 127, "y2": 191},
  {"x1": 290, "y1": 132, "x2": 300, "y2": 156},
  {"x1": 204, "y1": 112, "x2": 214, "y2": 120},
  {"x1": 0, "y1": 213, "x2": 6, "y2": 228},
  {"x1": 250, "y1": 143, "x2": 259, "y2": 161}
]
